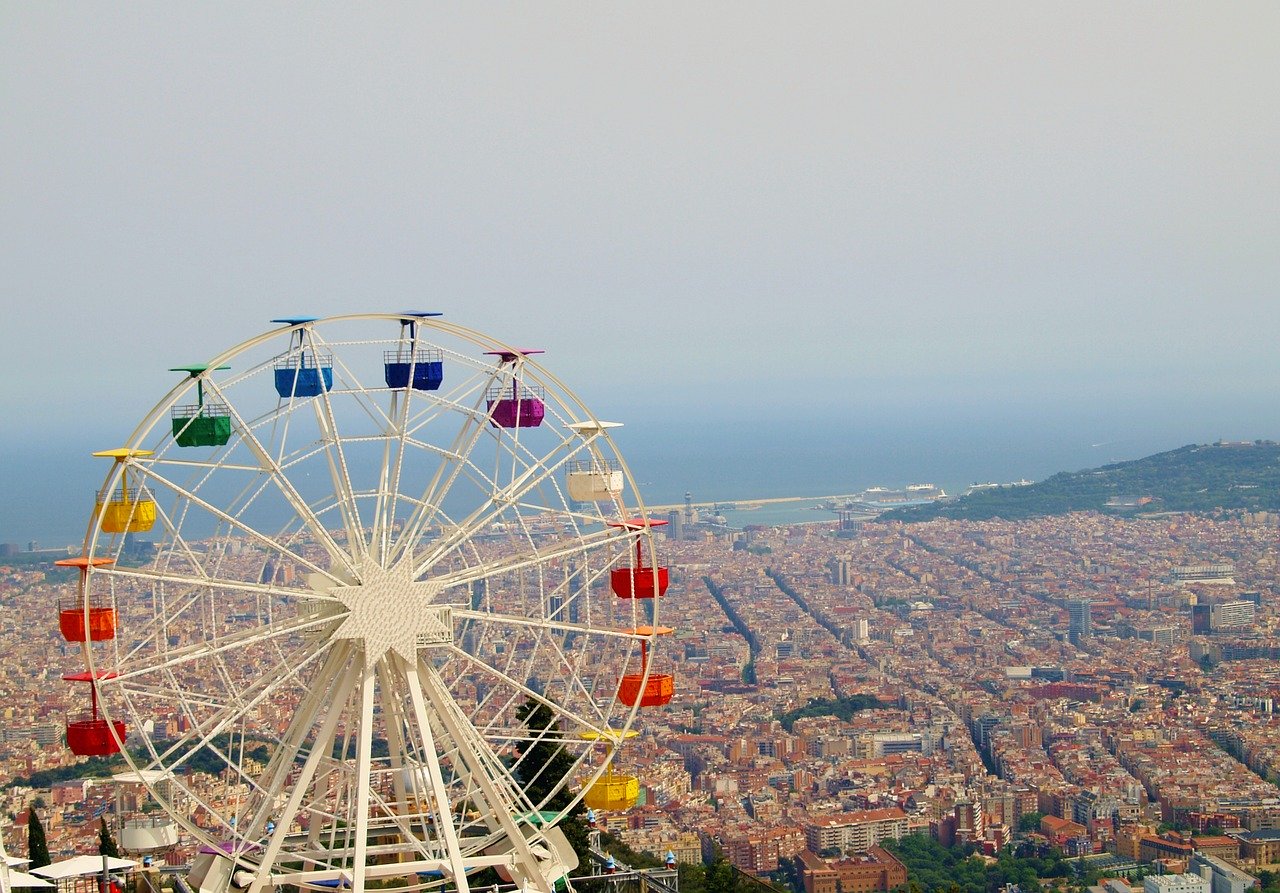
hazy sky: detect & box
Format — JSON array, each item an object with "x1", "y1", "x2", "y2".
[{"x1": 4, "y1": 3, "x2": 1279, "y2": 443}]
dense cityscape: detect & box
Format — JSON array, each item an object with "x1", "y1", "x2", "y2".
[{"x1": 4, "y1": 504, "x2": 1280, "y2": 893}]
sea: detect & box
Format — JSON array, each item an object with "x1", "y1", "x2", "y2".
[{"x1": 9, "y1": 398, "x2": 1272, "y2": 548}]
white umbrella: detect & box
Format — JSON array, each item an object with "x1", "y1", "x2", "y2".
[
  {"x1": 4, "y1": 870, "x2": 53, "y2": 889},
  {"x1": 29, "y1": 856, "x2": 138, "y2": 880}
]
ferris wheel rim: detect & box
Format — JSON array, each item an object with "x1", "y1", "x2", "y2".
[{"x1": 71, "y1": 313, "x2": 664, "y2": 891}]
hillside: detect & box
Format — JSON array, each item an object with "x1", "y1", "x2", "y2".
[{"x1": 884, "y1": 441, "x2": 1280, "y2": 522}]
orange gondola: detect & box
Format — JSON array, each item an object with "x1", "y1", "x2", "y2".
[{"x1": 56, "y1": 557, "x2": 116, "y2": 642}]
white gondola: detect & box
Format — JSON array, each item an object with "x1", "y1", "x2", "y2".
[{"x1": 566, "y1": 421, "x2": 625, "y2": 501}]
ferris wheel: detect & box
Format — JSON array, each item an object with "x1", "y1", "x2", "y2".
[{"x1": 57, "y1": 314, "x2": 674, "y2": 893}]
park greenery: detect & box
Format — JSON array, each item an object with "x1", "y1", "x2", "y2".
[
  {"x1": 881, "y1": 834, "x2": 1079, "y2": 893},
  {"x1": 885, "y1": 442, "x2": 1280, "y2": 522},
  {"x1": 595, "y1": 833, "x2": 781, "y2": 893},
  {"x1": 5, "y1": 734, "x2": 274, "y2": 790},
  {"x1": 703, "y1": 576, "x2": 761, "y2": 659},
  {"x1": 776, "y1": 694, "x2": 885, "y2": 732},
  {"x1": 766, "y1": 569, "x2": 850, "y2": 644},
  {"x1": 7, "y1": 754, "x2": 125, "y2": 788}
]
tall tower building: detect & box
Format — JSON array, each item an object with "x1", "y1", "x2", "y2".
[{"x1": 1067, "y1": 599, "x2": 1091, "y2": 644}]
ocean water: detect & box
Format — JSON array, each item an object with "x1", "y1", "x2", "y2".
[{"x1": 6, "y1": 397, "x2": 1275, "y2": 547}]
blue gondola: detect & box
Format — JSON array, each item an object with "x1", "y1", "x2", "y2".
[
  {"x1": 271, "y1": 318, "x2": 333, "y2": 398},
  {"x1": 384, "y1": 312, "x2": 444, "y2": 390}
]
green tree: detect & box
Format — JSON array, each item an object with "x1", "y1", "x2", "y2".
[
  {"x1": 27, "y1": 805, "x2": 50, "y2": 869},
  {"x1": 1018, "y1": 812, "x2": 1045, "y2": 833},
  {"x1": 513, "y1": 697, "x2": 590, "y2": 874},
  {"x1": 773, "y1": 855, "x2": 804, "y2": 893},
  {"x1": 98, "y1": 817, "x2": 121, "y2": 858},
  {"x1": 706, "y1": 855, "x2": 739, "y2": 893},
  {"x1": 680, "y1": 862, "x2": 709, "y2": 893}
]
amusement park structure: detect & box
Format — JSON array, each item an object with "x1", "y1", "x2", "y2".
[{"x1": 55, "y1": 314, "x2": 674, "y2": 893}]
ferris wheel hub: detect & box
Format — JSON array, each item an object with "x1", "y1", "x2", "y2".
[{"x1": 328, "y1": 560, "x2": 450, "y2": 662}]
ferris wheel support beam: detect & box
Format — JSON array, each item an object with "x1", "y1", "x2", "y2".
[
  {"x1": 245, "y1": 642, "x2": 359, "y2": 893},
  {"x1": 400, "y1": 655, "x2": 471, "y2": 893},
  {"x1": 350, "y1": 657, "x2": 378, "y2": 893},
  {"x1": 416, "y1": 661, "x2": 556, "y2": 893},
  {"x1": 241, "y1": 642, "x2": 353, "y2": 841},
  {"x1": 373, "y1": 659, "x2": 414, "y2": 830}
]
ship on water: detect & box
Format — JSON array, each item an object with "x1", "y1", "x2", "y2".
[{"x1": 821, "y1": 483, "x2": 949, "y2": 512}]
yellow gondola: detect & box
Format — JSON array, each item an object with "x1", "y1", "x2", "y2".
[
  {"x1": 92, "y1": 449, "x2": 156, "y2": 533},
  {"x1": 582, "y1": 771, "x2": 639, "y2": 811}
]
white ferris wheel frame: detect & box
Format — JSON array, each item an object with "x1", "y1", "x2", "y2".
[{"x1": 69, "y1": 314, "x2": 667, "y2": 893}]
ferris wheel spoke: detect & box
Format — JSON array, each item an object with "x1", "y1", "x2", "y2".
[
  {"x1": 132, "y1": 463, "x2": 347, "y2": 584},
  {"x1": 390, "y1": 383, "x2": 498, "y2": 568},
  {"x1": 106, "y1": 610, "x2": 339, "y2": 683},
  {"x1": 371, "y1": 390, "x2": 411, "y2": 565},
  {"x1": 503, "y1": 606, "x2": 622, "y2": 723},
  {"x1": 459, "y1": 611, "x2": 632, "y2": 717},
  {"x1": 305, "y1": 328, "x2": 370, "y2": 564},
  {"x1": 368, "y1": 392, "x2": 473, "y2": 569},
  {"x1": 100, "y1": 565, "x2": 332, "y2": 604},
  {"x1": 407, "y1": 451, "x2": 599, "y2": 581},
  {"x1": 326, "y1": 343, "x2": 422, "y2": 567},
  {"x1": 313, "y1": 396, "x2": 368, "y2": 563},
  {"x1": 426, "y1": 526, "x2": 629, "y2": 591},
  {"x1": 442, "y1": 644, "x2": 611, "y2": 740},
  {"x1": 120, "y1": 636, "x2": 335, "y2": 786},
  {"x1": 451, "y1": 609, "x2": 645, "y2": 644},
  {"x1": 204, "y1": 378, "x2": 361, "y2": 579}
]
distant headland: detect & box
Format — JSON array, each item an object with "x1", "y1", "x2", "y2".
[{"x1": 883, "y1": 441, "x2": 1280, "y2": 522}]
